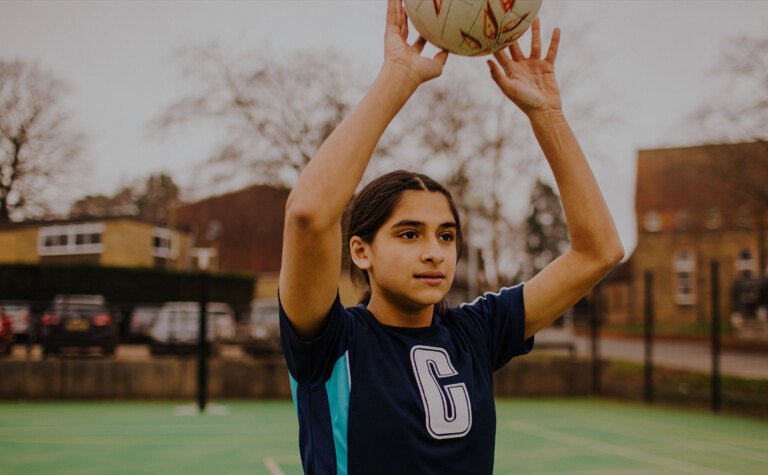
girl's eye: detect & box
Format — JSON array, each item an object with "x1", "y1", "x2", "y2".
[
  {"x1": 400, "y1": 231, "x2": 418, "y2": 240},
  {"x1": 439, "y1": 233, "x2": 455, "y2": 242}
]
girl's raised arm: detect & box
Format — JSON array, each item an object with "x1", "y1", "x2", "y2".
[
  {"x1": 488, "y1": 19, "x2": 624, "y2": 339},
  {"x1": 279, "y1": 0, "x2": 448, "y2": 340}
]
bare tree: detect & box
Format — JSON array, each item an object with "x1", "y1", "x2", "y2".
[
  {"x1": 70, "y1": 172, "x2": 181, "y2": 225},
  {"x1": 692, "y1": 34, "x2": 768, "y2": 143},
  {"x1": 137, "y1": 173, "x2": 181, "y2": 224},
  {"x1": 688, "y1": 33, "x2": 768, "y2": 275},
  {"x1": 156, "y1": 45, "x2": 366, "y2": 191},
  {"x1": 520, "y1": 179, "x2": 569, "y2": 280},
  {"x1": 0, "y1": 60, "x2": 82, "y2": 222},
  {"x1": 70, "y1": 186, "x2": 139, "y2": 219}
]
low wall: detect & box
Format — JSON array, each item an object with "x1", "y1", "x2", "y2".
[
  {"x1": 0, "y1": 357, "x2": 591, "y2": 399},
  {"x1": 0, "y1": 358, "x2": 292, "y2": 399}
]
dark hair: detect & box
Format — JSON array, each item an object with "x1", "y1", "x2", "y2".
[{"x1": 345, "y1": 170, "x2": 463, "y2": 314}]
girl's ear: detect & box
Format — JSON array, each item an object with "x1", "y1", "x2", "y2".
[{"x1": 349, "y1": 236, "x2": 372, "y2": 270}]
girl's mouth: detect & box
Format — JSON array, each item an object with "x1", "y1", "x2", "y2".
[{"x1": 415, "y1": 272, "x2": 445, "y2": 286}]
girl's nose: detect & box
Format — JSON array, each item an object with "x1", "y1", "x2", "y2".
[{"x1": 420, "y1": 238, "x2": 446, "y2": 264}]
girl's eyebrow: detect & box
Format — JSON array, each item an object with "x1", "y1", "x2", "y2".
[{"x1": 391, "y1": 219, "x2": 456, "y2": 229}]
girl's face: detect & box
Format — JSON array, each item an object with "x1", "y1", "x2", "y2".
[{"x1": 351, "y1": 190, "x2": 458, "y2": 311}]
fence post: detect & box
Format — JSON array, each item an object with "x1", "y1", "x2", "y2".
[
  {"x1": 197, "y1": 271, "x2": 210, "y2": 413},
  {"x1": 711, "y1": 260, "x2": 721, "y2": 413},
  {"x1": 590, "y1": 285, "x2": 601, "y2": 395},
  {"x1": 644, "y1": 271, "x2": 654, "y2": 404}
]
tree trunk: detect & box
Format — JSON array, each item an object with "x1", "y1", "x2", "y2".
[
  {"x1": 758, "y1": 209, "x2": 766, "y2": 277},
  {"x1": 0, "y1": 198, "x2": 9, "y2": 223}
]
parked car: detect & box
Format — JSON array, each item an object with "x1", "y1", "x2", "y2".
[
  {"x1": 242, "y1": 299, "x2": 281, "y2": 356},
  {"x1": 0, "y1": 313, "x2": 12, "y2": 356},
  {"x1": 128, "y1": 305, "x2": 163, "y2": 342},
  {"x1": 40, "y1": 295, "x2": 117, "y2": 357},
  {"x1": 0, "y1": 301, "x2": 32, "y2": 342},
  {"x1": 148, "y1": 302, "x2": 236, "y2": 356}
]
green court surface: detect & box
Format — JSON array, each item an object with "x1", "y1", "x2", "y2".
[{"x1": 0, "y1": 399, "x2": 766, "y2": 474}]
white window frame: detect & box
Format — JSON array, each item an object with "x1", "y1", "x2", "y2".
[
  {"x1": 191, "y1": 247, "x2": 217, "y2": 271},
  {"x1": 643, "y1": 211, "x2": 662, "y2": 232},
  {"x1": 673, "y1": 249, "x2": 696, "y2": 306},
  {"x1": 38, "y1": 223, "x2": 105, "y2": 256},
  {"x1": 152, "y1": 227, "x2": 179, "y2": 259},
  {"x1": 736, "y1": 247, "x2": 757, "y2": 279}
]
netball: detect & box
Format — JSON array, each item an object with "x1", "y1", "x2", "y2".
[{"x1": 404, "y1": 0, "x2": 543, "y2": 56}]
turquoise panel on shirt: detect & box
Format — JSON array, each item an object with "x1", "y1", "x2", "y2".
[
  {"x1": 289, "y1": 375, "x2": 299, "y2": 417},
  {"x1": 325, "y1": 352, "x2": 350, "y2": 475}
]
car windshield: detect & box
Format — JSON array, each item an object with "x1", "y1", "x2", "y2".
[
  {"x1": 52, "y1": 304, "x2": 105, "y2": 317},
  {"x1": 252, "y1": 307, "x2": 278, "y2": 324},
  {"x1": 3, "y1": 305, "x2": 28, "y2": 316}
]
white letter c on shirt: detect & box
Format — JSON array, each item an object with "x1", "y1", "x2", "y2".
[{"x1": 410, "y1": 345, "x2": 472, "y2": 439}]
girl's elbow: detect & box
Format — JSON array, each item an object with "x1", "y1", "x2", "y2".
[
  {"x1": 600, "y1": 241, "x2": 625, "y2": 270},
  {"x1": 285, "y1": 198, "x2": 336, "y2": 234}
]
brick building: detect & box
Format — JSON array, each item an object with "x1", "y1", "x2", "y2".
[
  {"x1": 174, "y1": 185, "x2": 360, "y2": 304},
  {"x1": 604, "y1": 141, "x2": 768, "y2": 325},
  {"x1": 175, "y1": 185, "x2": 288, "y2": 273}
]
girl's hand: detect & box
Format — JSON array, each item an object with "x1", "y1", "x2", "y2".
[
  {"x1": 383, "y1": 0, "x2": 448, "y2": 90},
  {"x1": 488, "y1": 18, "x2": 562, "y2": 117}
]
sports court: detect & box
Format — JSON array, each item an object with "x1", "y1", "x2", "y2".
[{"x1": 1, "y1": 399, "x2": 765, "y2": 474}]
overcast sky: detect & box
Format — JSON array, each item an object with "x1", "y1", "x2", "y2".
[{"x1": 2, "y1": 0, "x2": 768, "y2": 253}]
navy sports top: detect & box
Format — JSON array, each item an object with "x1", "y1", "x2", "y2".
[{"x1": 279, "y1": 284, "x2": 534, "y2": 475}]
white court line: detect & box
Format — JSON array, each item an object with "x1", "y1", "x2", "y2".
[
  {"x1": 507, "y1": 420, "x2": 733, "y2": 475},
  {"x1": 514, "y1": 467, "x2": 661, "y2": 475},
  {"x1": 263, "y1": 457, "x2": 285, "y2": 475},
  {"x1": 583, "y1": 424, "x2": 768, "y2": 465},
  {"x1": 552, "y1": 403, "x2": 768, "y2": 451},
  {"x1": 532, "y1": 409, "x2": 768, "y2": 465}
]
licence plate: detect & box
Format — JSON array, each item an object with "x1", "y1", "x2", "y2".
[{"x1": 65, "y1": 320, "x2": 90, "y2": 331}]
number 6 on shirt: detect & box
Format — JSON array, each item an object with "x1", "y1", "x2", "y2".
[{"x1": 410, "y1": 345, "x2": 473, "y2": 439}]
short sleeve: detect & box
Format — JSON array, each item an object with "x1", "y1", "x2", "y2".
[
  {"x1": 279, "y1": 292, "x2": 353, "y2": 385},
  {"x1": 458, "y1": 284, "x2": 534, "y2": 370}
]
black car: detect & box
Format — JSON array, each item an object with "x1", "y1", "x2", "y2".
[{"x1": 41, "y1": 295, "x2": 117, "y2": 357}]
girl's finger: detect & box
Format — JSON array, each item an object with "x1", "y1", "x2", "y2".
[
  {"x1": 509, "y1": 41, "x2": 525, "y2": 62},
  {"x1": 386, "y1": 0, "x2": 399, "y2": 33},
  {"x1": 530, "y1": 17, "x2": 541, "y2": 59},
  {"x1": 413, "y1": 36, "x2": 427, "y2": 53},
  {"x1": 487, "y1": 60, "x2": 502, "y2": 82},
  {"x1": 433, "y1": 49, "x2": 449, "y2": 66},
  {"x1": 493, "y1": 50, "x2": 513, "y2": 75},
  {"x1": 397, "y1": 1, "x2": 407, "y2": 37},
  {"x1": 487, "y1": 60, "x2": 513, "y2": 95},
  {"x1": 545, "y1": 27, "x2": 561, "y2": 64}
]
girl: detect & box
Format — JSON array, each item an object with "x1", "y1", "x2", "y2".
[{"x1": 278, "y1": 1, "x2": 624, "y2": 473}]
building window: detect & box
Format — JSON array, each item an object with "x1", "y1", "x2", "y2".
[
  {"x1": 152, "y1": 228, "x2": 178, "y2": 259},
  {"x1": 38, "y1": 223, "x2": 105, "y2": 256},
  {"x1": 705, "y1": 208, "x2": 722, "y2": 230},
  {"x1": 673, "y1": 250, "x2": 696, "y2": 306},
  {"x1": 736, "y1": 247, "x2": 756, "y2": 279},
  {"x1": 643, "y1": 211, "x2": 662, "y2": 232}
]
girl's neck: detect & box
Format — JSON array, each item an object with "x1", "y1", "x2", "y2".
[{"x1": 366, "y1": 294, "x2": 434, "y2": 328}]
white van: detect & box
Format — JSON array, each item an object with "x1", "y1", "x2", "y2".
[
  {"x1": 149, "y1": 302, "x2": 236, "y2": 355},
  {"x1": 242, "y1": 299, "x2": 281, "y2": 356}
]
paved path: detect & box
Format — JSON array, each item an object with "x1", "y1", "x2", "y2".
[{"x1": 536, "y1": 328, "x2": 768, "y2": 380}]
